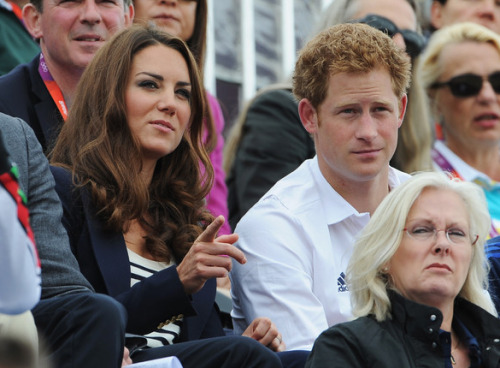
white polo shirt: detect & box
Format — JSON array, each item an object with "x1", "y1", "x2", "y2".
[{"x1": 230, "y1": 156, "x2": 409, "y2": 351}]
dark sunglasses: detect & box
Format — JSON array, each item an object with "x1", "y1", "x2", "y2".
[
  {"x1": 431, "y1": 72, "x2": 500, "y2": 98},
  {"x1": 353, "y1": 14, "x2": 426, "y2": 59}
]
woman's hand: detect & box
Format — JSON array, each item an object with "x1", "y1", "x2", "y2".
[
  {"x1": 242, "y1": 317, "x2": 286, "y2": 352},
  {"x1": 177, "y1": 216, "x2": 246, "y2": 295},
  {"x1": 121, "y1": 347, "x2": 132, "y2": 367}
]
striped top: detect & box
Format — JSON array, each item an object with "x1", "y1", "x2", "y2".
[{"x1": 127, "y1": 249, "x2": 182, "y2": 347}]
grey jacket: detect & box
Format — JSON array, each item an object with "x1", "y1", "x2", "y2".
[{"x1": 0, "y1": 112, "x2": 92, "y2": 298}]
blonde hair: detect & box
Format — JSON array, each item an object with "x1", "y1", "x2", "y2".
[
  {"x1": 420, "y1": 22, "x2": 500, "y2": 97},
  {"x1": 348, "y1": 172, "x2": 496, "y2": 321}
]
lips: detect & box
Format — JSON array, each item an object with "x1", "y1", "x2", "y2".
[
  {"x1": 475, "y1": 112, "x2": 499, "y2": 120},
  {"x1": 153, "y1": 13, "x2": 178, "y2": 21},
  {"x1": 426, "y1": 263, "x2": 451, "y2": 272},
  {"x1": 151, "y1": 120, "x2": 174, "y2": 131},
  {"x1": 353, "y1": 149, "x2": 381, "y2": 154},
  {"x1": 74, "y1": 34, "x2": 104, "y2": 42},
  {"x1": 473, "y1": 112, "x2": 500, "y2": 128},
  {"x1": 352, "y1": 148, "x2": 382, "y2": 159}
]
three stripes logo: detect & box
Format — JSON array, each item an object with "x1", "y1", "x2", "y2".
[{"x1": 337, "y1": 272, "x2": 348, "y2": 292}]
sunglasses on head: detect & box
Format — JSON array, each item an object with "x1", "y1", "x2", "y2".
[
  {"x1": 353, "y1": 14, "x2": 426, "y2": 59},
  {"x1": 430, "y1": 72, "x2": 500, "y2": 98}
]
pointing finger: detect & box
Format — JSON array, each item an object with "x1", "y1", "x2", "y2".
[{"x1": 196, "y1": 215, "x2": 225, "y2": 243}]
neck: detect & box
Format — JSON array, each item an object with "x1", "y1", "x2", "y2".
[
  {"x1": 140, "y1": 159, "x2": 157, "y2": 187},
  {"x1": 439, "y1": 302, "x2": 454, "y2": 332},
  {"x1": 124, "y1": 219, "x2": 154, "y2": 260},
  {"x1": 324, "y1": 166, "x2": 391, "y2": 215},
  {"x1": 40, "y1": 46, "x2": 84, "y2": 107},
  {"x1": 445, "y1": 139, "x2": 500, "y2": 180}
]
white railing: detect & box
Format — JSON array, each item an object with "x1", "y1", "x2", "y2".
[{"x1": 205, "y1": 0, "x2": 333, "y2": 122}]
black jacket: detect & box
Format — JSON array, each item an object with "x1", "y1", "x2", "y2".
[
  {"x1": 306, "y1": 291, "x2": 500, "y2": 367},
  {"x1": 0, "y1": 55, "x2": 63, "y2": 153},
  {"x1": 226, "y1": 87, "x2": 315, "y2": 230}
]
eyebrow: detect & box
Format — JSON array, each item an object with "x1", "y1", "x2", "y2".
[
  {"x1": 136, "y1": 72, "x2": 191, "y2": 87},
  {"x1": 136, "y1": 72, "x2": 163, "y2": 80},
  {"x1": 406, "y1": 218, "x2": 467, "y2": 227}
]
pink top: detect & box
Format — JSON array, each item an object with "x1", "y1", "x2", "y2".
[{"x1": 205, "y1": 92, "x2": 230, "y2": 235}]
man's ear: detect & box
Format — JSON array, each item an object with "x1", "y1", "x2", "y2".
[
  {"x1": 298, "y1": 98, "x2": 319, "y2": 134},
  {"x1": 430, "y1": 1, "x2": 445, "y2": 30},
  {"x1": 23, "y1": 3, "x2": 43, "y2": 40},
  {"x1": 397, "y1": 94, "x2": 408, "y2": 128},
  {"x1": 125, "y1": 3, "x2": 134, "y2": 26}
]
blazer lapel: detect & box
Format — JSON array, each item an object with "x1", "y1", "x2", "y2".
[{"x1": 81, "y1": 190, "x2": 131, "y2": 297}]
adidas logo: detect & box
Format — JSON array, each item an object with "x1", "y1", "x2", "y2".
[{"x1": 337, "y1": 272, "x2": 348, "y2": 292}]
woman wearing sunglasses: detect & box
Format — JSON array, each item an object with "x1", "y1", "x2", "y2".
[{"x1": 420, "y1": 22, "x2": 500, "y2": 238}]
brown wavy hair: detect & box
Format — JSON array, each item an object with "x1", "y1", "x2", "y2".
[{"x1": 50, "y1": 25, "x2": 214, "y2": 262}]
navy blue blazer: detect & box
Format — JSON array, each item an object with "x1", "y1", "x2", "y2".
[
  {"x1": 50, "y1": 166, "x2": 224, "y2": 341},
  {"x1": 0, "y1": 55, "x2": 63, "y2": 153}
]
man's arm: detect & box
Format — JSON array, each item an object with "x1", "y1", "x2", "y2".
[
  {"x1": 0, "y1": 129, "x2": 41, "y2": 313},
  {"x1": 230, "y1": 197, "x2": 328, "y2": 351},
  {"x1": 0, "y1": 187, "x2": 41, "y2": 313},
  {"x1": 1, "y1": 114, "x2": 93, "y2": 299}
]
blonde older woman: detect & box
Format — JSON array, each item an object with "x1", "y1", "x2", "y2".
[
  {"x1": 420, "y1": 22, "x2": 500, "y2": 238},
  {"x1": 306, "y1": 172, "x2": 499, "y2": 367}
]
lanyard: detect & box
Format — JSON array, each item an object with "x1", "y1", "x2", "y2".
[
  {"x1": 38, "y1": 53, "x2": 68, "y2": 121},
  {"x1": 432, "y1": 147, "x2": 500, "y2": 238},
  {"x1": 431, "y1": 147, "x2": 463, "y2": 180}
]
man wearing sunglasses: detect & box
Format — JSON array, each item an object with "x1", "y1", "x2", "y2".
[{"x1": 431, "y1": 0, "x2": 500, "y2": 35}]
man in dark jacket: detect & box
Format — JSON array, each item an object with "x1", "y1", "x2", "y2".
[{"x1": 0, "y1": 0, "x2": 133, "y2": 153}]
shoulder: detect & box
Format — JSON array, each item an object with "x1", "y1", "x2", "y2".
[
  {"x1": 0, "y1": 57, "x2": 39, "y2": 110},
  {"x1": 389, "y1": 166, "x2": 411, "y2": 187},
  {"x1": 321, "y1": 316, "x2": 380, "y2": 339},
  {"x1": 0, "y1": 57, "x2": 36, "y2": 89},
  {"x1": 205, "y1": 91, "x2": 224, "y2": 129},
  {"x1": 49, "y1": 166, "x2": 82, "y2": 208},
  {"x1": 50, "y1": 166, "x2": 72, "y2": 184},
  {"x1": 0, "y1": 112, "x2": 27, "y2": 134},
  {"x1": 253, "y1": 86, "x2": 295, "y2": 105},
  {"x1": 308, "y1": 316, "x2": 412, "y2": 367},
  {"x1": 248, "y1": 87, "x2": 298, "y2": 119},
  {"x1": 0, "y1": 113, "x2": 38, "y2": 161},
  {"x1": 235, "y1": 160, "x2": 321, "y2": 235},
  {"x1": 312, "y1": 317, "x2": 381, "y2": 359},
  {"x1": 50, "y1": 166, "x2": 73, "y2": 194},
  {"x1": 256, "y1": 159, "x2": 320, "y2": 211}
]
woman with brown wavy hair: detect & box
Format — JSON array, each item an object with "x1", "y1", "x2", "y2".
[{"x1": 49, "y1": 25, "x2": 288, "y2": 368}]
